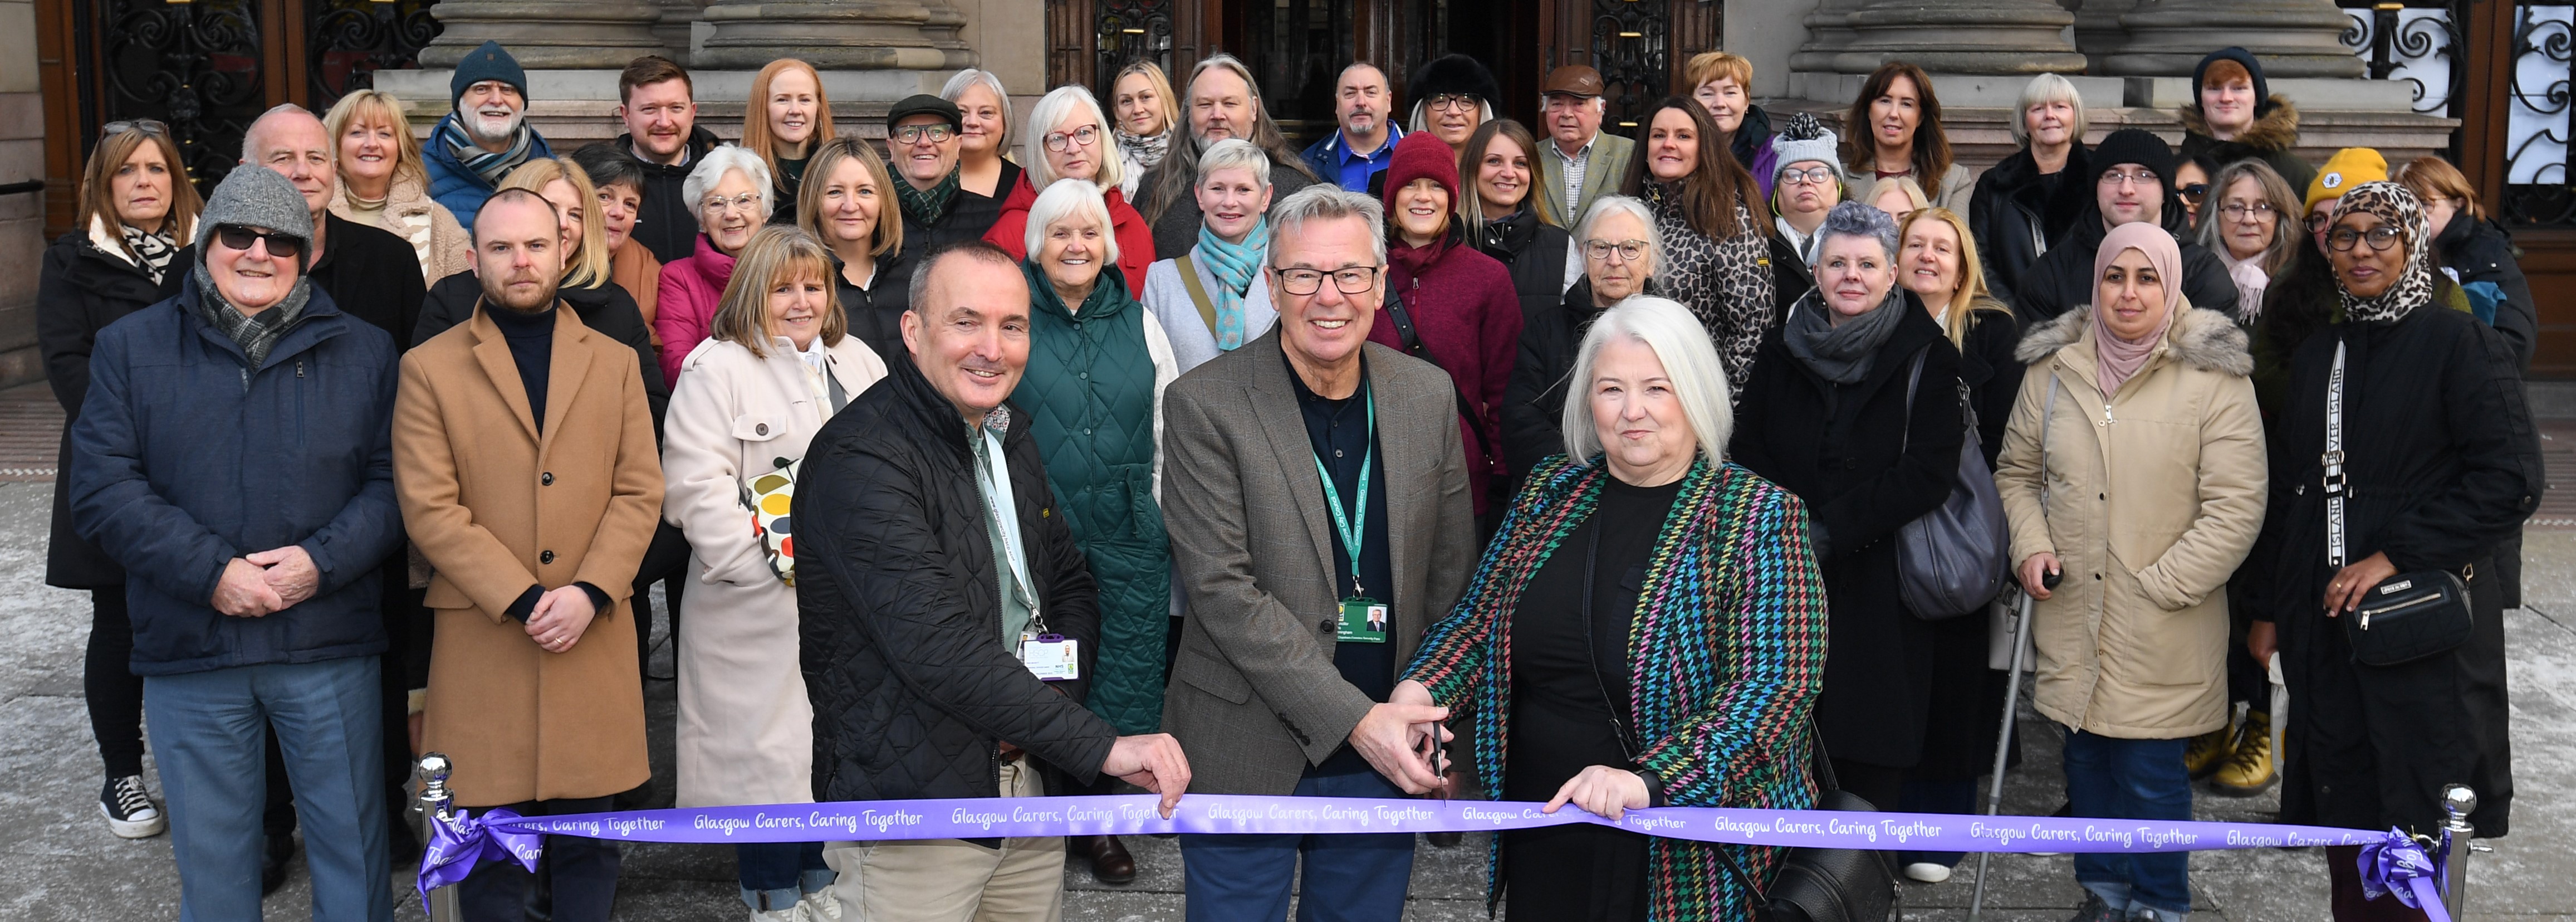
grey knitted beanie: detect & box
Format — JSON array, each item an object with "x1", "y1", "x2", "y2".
[
  {"x1": 195, "y1": 166, "x2": 314, "y2": 271},
  {"x1": 1769, "y1": 112, "x2": 1840, "y2": 184}
]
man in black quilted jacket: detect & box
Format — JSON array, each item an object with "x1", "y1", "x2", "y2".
[{"x1": 795, "y1": 240, "x2": 1190, "y2": 922}]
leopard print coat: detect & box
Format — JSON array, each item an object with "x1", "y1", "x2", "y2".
[{"x1": 1648, "y1": 182, "x2": 1777, "y2": 397}]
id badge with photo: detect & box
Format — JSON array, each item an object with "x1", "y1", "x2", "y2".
[
  {"x1": 1336, "y1": 598, "x2": 1389, "y2": 644},
  {"x1": 1019, "y1": 632, "x2": 1081, "y2": 681}
]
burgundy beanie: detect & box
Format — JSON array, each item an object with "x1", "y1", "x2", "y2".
[{"x1": 1382, "y1": 131, "x2": 1462, "y2": 213}]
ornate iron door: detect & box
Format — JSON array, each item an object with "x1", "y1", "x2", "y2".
[{"x1": 96, "y1": 0, "x2": 271, "y2": 188}]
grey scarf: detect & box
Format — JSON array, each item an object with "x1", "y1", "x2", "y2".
[
  {"x1": 1783, "y1": 285, "x2": 1907, "y2": 384},
  {"x1": 192, "y1": 267, "x2": 313, "y2": 370}
]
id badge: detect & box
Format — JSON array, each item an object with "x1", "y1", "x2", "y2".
[
  {"x1": 1018, "y1": 632, "x2": 1081, "y2": 681},
  {"x1": 1336, "y1": 598, "x2": 1389, "y2": 643}
]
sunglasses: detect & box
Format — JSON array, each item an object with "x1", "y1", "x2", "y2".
[
  {"x1": 213, "y1": 225, "x2": 304, "y2": 259},
  {"x1": 2179, "y1": 183, "x2": 2210, "y2": 206},
  {"x1": 104, "y1": 119, "x2": 169, "y2": 139}
]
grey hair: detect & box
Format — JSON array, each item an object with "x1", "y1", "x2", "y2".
[
  {"x1": 1196, "y1": 138, "x2": 1272, "y2": 189},
  {"x1": 1571, "y1": 195, "x2": 1664, "y2": 278},
  {"x1": 1811, "y1": 199, "x2": 1901, "y2": 268},
  {"x1": 1023, "y1": 85, "x2": 1123, "y2": 192},
  {"x1": 683, "y1": 145, "x2": 775, "y2": 223},
  {"x1": 2011, "y1": 73, "x2": 2090, "y2": 149},
  {"x1": 241, "y1": 103, "x2": 319, "y2": 163},
  {"x1": 1267, "y1": 185, "x2": 1387, "y2": 269},
  {"x1": 941, "y1": 68, "x2": 1015, "y2": 147},
  {"x1": 1023, "y1": 178, "x2": 1119, "y2": 267},
  {"x1": 1561, "y1": 295, "x2": 1732, "y2": 464}
]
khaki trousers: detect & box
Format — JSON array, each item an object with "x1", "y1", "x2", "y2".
[{"x1": 822, "y1": 758, "x2": 1065, "y2": 922}]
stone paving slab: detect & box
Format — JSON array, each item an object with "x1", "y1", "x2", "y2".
[{"x1": 3, "y1": 477, "x2": 2571, "y2": 920}]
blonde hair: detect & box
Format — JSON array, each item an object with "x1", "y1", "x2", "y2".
[
  {"x1": 742, "y1": 59, "x2": 835, "y2": 184},
  {"x1": 499, "y1": 157, "x2": 612, "y2": 289},
  {"x1": 321, "y1": 90, "x2": 428, "y2": 189},
  {"x1": 796, "y1": 136, "x2": 904, "y2": 258},
  {"x1": 1023, "y1": 85, "x2": 1124, "y2": 192},
  {"x1": 1898, "y1": 207, "x2": 2012, "y2": 349},
  {"x1": 1866, "y1": 175, "x2": 1929, "y2": 215},
  {"x1": 77, "y1": 128, "x2": 202, "y2": 253},
  {"x1": 709, "y1": 225, "x2": 846, "y2": 359},
  {"x1": 1562, "y1": 296, "x2": 1732, "y2": 463},
  {"x1": 1112, "y1": 60, "x2": 1182, "y2": 139}
]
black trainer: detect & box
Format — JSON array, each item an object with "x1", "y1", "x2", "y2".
[{"x1": 99, "y1": 774, "x2": 165, "y2": 838}]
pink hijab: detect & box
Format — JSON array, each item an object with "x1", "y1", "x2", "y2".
[{"x1": 2090, "y1": 222, "x2": 2184, "y2": 397}]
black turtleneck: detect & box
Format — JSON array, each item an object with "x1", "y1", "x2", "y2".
[{"x1": 487, "y1": 301, "x2": 556, "y2": 434}]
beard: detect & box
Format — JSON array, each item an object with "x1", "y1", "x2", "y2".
[
  {"x1": 465, "y1": 110, "x2": 525, "y2": 147},
  {"x1": 483, "y1": 269, "x2": 559, "y2": 314}
]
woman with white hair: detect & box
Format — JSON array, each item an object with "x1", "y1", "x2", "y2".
[
  {"x1": 1140, "y1": 138, "x2": 1277, "y2": 372},
  {"x1": 1011, "y1": 176, "x2": 1181, "y2": 886},
  {"x1": 655, "y1": 144, "x2": 773, "y2": 384},
  {"x1": 1504, "y1": 194, "x2": 1661, "y2": 479},
  {"x1": 1969, "y1": 72, "x2": 2094, "y2": 308},
  {"x1": 942, "y1": 68, "x2": 1021, "y2": 199},
  {"x1": 986, "y1": 85, "x2": 1153, "y2": 293},
  {"x1": 1730, "y1": 200, "x2": 1965, "y2": 813},
  {"x1": 1399, "y1": 296, "x2": 1826, "y2": 920}
]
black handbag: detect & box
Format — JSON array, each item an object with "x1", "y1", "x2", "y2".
[
  {"x1": 2321, "y1": 339, "x2": 2474, "y2": 667},
  {"x1": 1712, "y1": 739, "x2": 1902, "y2": 922},
  {"x1": 1894, "y1": 349, "x2": 2012, "y2": 621}
]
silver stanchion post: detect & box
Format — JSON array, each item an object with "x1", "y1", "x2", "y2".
[
  {"x1": 419, "y1": 753, "x2": 462, "y2": 922},
  {"x1": 2441, "y1": 784, "x2": 2483, "y2": 920},
  {"x1": 1968, "y1": 583, "x2": 2043, "y2": 922}
]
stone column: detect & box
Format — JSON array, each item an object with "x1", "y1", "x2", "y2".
[
  {"x1": 419, "y1": 1, "x2": 669, "y2": 69},
  {"x1": 2070, "y1": 0, "x2": 2137, "y2": 74},
  {"x1": 657, "y1": 0, "x2": 705, "y2": 64},
  {"x1": 1832, "y1": 0, "x2": 2086, "y2": 75},
  {"x1": 694, "y1": 0, "x2": 974, "y2": 71},
  {"x1": 1790, "y1": 0, "x2": 1868, "y2": 76},
  {"x1": 2104, "y1": 0, "x2": 2363, "y2": 77}
]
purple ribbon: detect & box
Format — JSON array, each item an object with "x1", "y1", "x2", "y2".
[
  {"x1": 415, "y1": 807, "x2": 541, "y2": 910},
  {"x1": 2358, "y1": 828, "x2": 2452, "y2": 922}
]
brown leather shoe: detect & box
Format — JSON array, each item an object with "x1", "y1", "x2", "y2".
[{"x1": 1080, "y1": 834, "x2": 1136, "y2": 884}]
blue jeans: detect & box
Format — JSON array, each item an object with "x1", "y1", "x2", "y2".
[
  {"x1": 2063, "y1": 730, "x2": 2192, "y2": 920},
  {"x1": 739, "y1": 841, "x2": 832, "y2": 911},
  {"x1": 1179, "y1": 768, "x2": 1417, "y2": 922},
  {"x1": 145, "y1": 657, "x2": 390, "y2": 922}
]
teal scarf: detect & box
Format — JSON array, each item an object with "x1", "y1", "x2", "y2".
[{"x1": 1194, "y1": 218, "x2": 1267, "y2": 350}]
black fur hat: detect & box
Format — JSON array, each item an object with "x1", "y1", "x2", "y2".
[{"x1": 1406, "y1": 54, "x2": 1503, "y2": 112}]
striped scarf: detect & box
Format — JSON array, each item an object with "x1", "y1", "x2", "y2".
[
  {"x1": 191, "y1": 267, "x2": 312, "y2": 370},
  {"x1": 1194, "y1": 218, "x2": 1266, "y2": 350},
  {"x1": 897, "y1": 167, "x2": 963, "y2": 227},
  {"x1": 435, "y1": 114, "x2": 536, "y2": 190},
  {"x1": 1404, "y1": 454, "x2": 1828, "y2": 919}
]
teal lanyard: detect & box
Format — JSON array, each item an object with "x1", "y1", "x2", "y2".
[{"x1": 1311, "y1": 393, "x2": 1375, "y2": 599}]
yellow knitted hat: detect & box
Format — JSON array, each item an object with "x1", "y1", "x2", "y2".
[{"x1": 2306, "y1": 148, "x2": 2388, "y2": 213}]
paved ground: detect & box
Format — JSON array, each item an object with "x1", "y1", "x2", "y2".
[{"x1": 2, "y1": 375, "x2": 2570, "y2": 919}]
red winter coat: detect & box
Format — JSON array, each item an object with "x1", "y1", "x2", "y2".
[
  {"x1": 653, "y1": 234, "x2": 737, "y2": 386},
  {"x1": 984, "y1": 175, "x2": 1154, "y2": 295},
  {"x1": 1368, "y1": 235, "x2": 1524, "y2": 518}
]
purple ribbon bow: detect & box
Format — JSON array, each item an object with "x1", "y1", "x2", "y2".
[
  {"x1": 2357, "y1": 829, "x2": 2451, "y2": 922},
  {"x1": 415, "y1": 807, "x2": 542, "y2": 910}
]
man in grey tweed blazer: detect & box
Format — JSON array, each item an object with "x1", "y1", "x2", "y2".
[{"x1": 1159, "y1": 186, "x2": 1477, "y2": 920}]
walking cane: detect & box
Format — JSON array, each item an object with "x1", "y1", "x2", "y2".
[
  {"x1": 2441, "y1": 784, "x2": 2485, "y2": 920},
  {"x1": 1968, "y1": 573, "x2": 2050, "y2": 922},
  {"x1": 418, "y1": 753, "x2": 462, "y2": 922}
]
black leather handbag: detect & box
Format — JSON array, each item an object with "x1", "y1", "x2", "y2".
[
  {"x1": 2345, "y1": 567, "x2": 2474, "y2": 667},
  {"x1": 1894, "y1": 350, "x2": 2011, "y2": 621},
  {"x1": 2321, "y1": 339, "x2": 2474, "y2": 668},
  {"x1": 1713, "y1": 737, "x2": 1902, "y2": 922}
]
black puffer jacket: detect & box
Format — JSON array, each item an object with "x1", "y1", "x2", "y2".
[
  {"x1": 614, "y1": 128, "x2": 723, "y2": 265},
  {"x1": 414, "y1": 271, "x2": 670, "y2": 437},
  {"x1": 37, "y1": 228, "x2": 174, "y2": 589},
  {"x1": 1473, "y1": 208, "x2": 1573, "y2": 320},
  {"x1": 1967, "y1": 145, "x2": 2091, "y2": 310},
  {"x1": 2437, "y1": 215, "x2": 2536, "y2": 374},
  {"x1": 836, "y1": 251, "x2": 913, "y2": 363},
  {"x1": 797, "y1": 355, "x2": 1113, "y2": 802}
]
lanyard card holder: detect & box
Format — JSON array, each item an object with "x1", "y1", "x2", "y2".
[{"x1": 1018, "y1": 613, "x2": 1080, "y2": 682}]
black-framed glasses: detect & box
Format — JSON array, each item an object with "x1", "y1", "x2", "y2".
[
  {"x1": 1042, "y1": 125, "x2": 1100, "y2": 152},
  {"x1": 1583, "y1": 240, "x2": 1650, "y2": 262},
  {"x1": 893, "y1": 124, "x2": 956, "y2": 145},
  {"x1": 1274, "y1": 265, "x2": 1382, "y2": 296},
  {"x1": 1780, "y1": 166, "x2": 1838, "y2": 187},
  {"x1": 2179, "y1": 183, "x2": 2210, "y2": 206},
  {"x1": 2325, "y1": 225, "x2": 2404, "y2": 252},
  {"x1": 104, "y1": 119, "x2": 169, "y2": 139},
  {"x1": 213, "y1": 225, "x2": 303, "y2": 259},
  {"x1": 1425, "y1": 94, "x2": 1479, "y2": 113}
]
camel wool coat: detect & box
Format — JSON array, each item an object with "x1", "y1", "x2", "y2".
[
  {"x1": 660, "y1": 334, "x2": 886, "y2": 808},
  {"x1": 396, "y1": 304, "x2": 666, "y2": 806},
  {"x1": 1992, "y1": 306, "x2": 2267, "y2": 740}
]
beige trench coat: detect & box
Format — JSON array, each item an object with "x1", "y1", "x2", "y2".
[
  {"x1": 398, "y1": 305, "x2": 665, "y2": 806},
  {"x1": 660, "y1": 334, "x2": 887, "y2": 808},
  {"x1": 1992, "y1": 306, "x2": 2268, "y2": 739}
]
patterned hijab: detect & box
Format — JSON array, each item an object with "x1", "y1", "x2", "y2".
[{"x1": 2330, "y1": 181, "x2": 2436, "y2": 324}]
